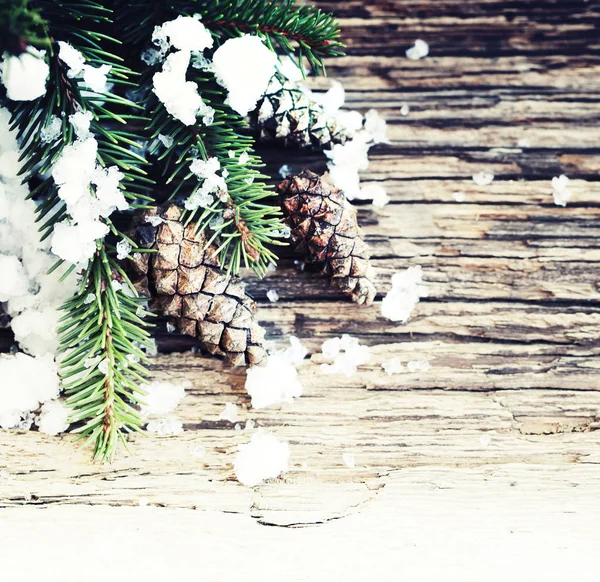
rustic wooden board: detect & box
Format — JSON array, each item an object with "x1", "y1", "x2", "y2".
[{"x1": 2, "y1": 0, "x2": 600, "y2": 574}]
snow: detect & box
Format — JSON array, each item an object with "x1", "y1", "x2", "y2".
[
  {"x1": 40, "y1": 116, "x2": 62, "y2": 143},
  {"x1": 552, "y1": 174, "x2": 572, "y2": 206},
  {"x1": 153, "y1": 50, "x2": 208, "y2": 126},
  {"x1": 157, "y1": 134, "x2": 174, "y2": 149},
  {"x1": 219, "y1": 402, "x2": 239, "y2": 423},
  {"x1": 0, "y1": 255, "x2": 29, "y2": 301},
  {"x1": 58, "y1": 41, "x2": 111, "y2": 93},
  {"x1": 0, "y1": 353, "x2": 60, "y2": 429},
  {"x1": 82, "y1": 64, "x2": 111, "y2": 93},
  {"x1": 212, "y1": 35, "x2": 278, "y2": 115},
  {"x1": 58, "y1": 42, "x2": 86, "y2": 77},
  {"x1": 186, "y1": 156, "x2": 228, "y2": 210},
  {"x1": 146, "y1": 416, "x2": 184, "y2": 436},
  {"x1": 140, "y1": 380, "x2": 186, "y2": 416},
  {"x1": 234, "y1": 430, "x2": 290, "y2": 487},
  {"x1": 0, "y1": 49, "x2": 49, "y2": 101},
  {"x1": 453, "y1": 192, "x2": 466, "y2": 202},
  {"x1": 407, "y1": 360, "x2": 431, "y2": 373},
  {"x1": 245, "y1": 336, "x2": 305, "y2": 408},
  {"x1": 145, "y1": 215, "x2": 164, "y2": 227},
  {"x1": 400, "y1": 104, "x2": 410, "y2": 116},
  {"x1": 382, "y1": 357, "x2": 405, "y2": 375},
  {"x1": 37, "y1": 399, "x2": 70, "y2": 435},
  {"x1": 381, "y1": 266, "x2": 428, "y2": 323},
  {"x1": 154, "y1": 16, "x2": 214, "y2": 53},
  {"x1": 69, "y1": 110, "x2": 93, "y2": 140},
  {"x1": 406, "y1": 39, "x2": 429, "y2": 60},
  {"x1": 266, "y1": 289, "x2": 279, "y2": 302},
  {"x1": 116, "y1": 239, "x2": 132, "y2": 260},
  {"x1": 238, "y1": 151, "x2": 249, "y2": 165},
  {"x1": 342, "y1": 453, "x2": 356, "y2": 469},
  {"x1": 312, "y1": 81, "x2": 345, "y2": 115},
  {"x1": 320, "y1": 334, "x2": 371, "y2": 377},
  {"x1": 472, "y1": 171, "x2": 495, "y2": 186},
  {"x1": 279, "y1": 164, "x2": 292, "y2": 178},
  {"x1": 360, "y1": 183, "x2": 390, "y2": 208}
]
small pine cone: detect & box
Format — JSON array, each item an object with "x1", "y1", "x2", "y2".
[
  {"x1": 277, "y1": 170, "x2": 377, "y2": 305},
  {"x1": 127, "y1": 204, "x2": 267, "y2": 367},
  {"x1": 248, "y1": 73, "x2": 350, "y2": 151}
]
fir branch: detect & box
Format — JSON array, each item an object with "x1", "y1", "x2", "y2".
[{"x1": 0, "y1": 0, "x2": 51, "y2": 54}]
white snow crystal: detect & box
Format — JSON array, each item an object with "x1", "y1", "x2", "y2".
[
  {"x1": 400, "y1": 104, "x2": 410, "y2": 116},
  {"x1": 82, "y1": 64, "x2": 111, "y2": 93},
  {"x1": 234, "y1": 430, "x2": 290, "y2": 487},
  {"x1": 266, "y1": 289, "x2": 279, "y2": 303},
  {"x1": 517, "y1": 138, "x2": 530, "y2": 148},
  {"x1": 0, "y1": 255, "x2": 29, "y2": 301},
  {"x1": 552, "y1": 174, "x2": 572, "y2": 206},
  {"x1": 321, "y1": 334, "x2": 371, "y2": 377},
  {"x1": 381, "y1": 266, "x2": 428, "y2": 323},
  {"x1": 219, "y1": 402, "x2": 239, "y2": 423},
  {"x1": 58, "y1": 42, "x2": 86, "y2": 77},
  {"x1": 40, "y1": 116, "x2": 62, "y2": 143},
  {"x1": 157, "y1": 134, "x2": 174, "y2": 148},
  {"x1": 453, "y1": 191, "x2": 466, "y2": 202},
  {"x1": 140, "y1": 380, "x2": 186, "y2": 416},
  {"x1": 407, "y1": 359, "x2": 431, "y2": 373},
  {"x1": 282, "y1": 336, "x2": 307, "y2": 366},
  {"x1": 212, "y1": 35, "x2": 277, "y2": 115},
  {"x1": 69, "y1": 110, "x2": 94, "y2": 140},
  {"x1": 116, "y1": 239, "x2": 132, "y2": 260},
  {"x1": 406, "y1": 39, "x2": 429, "y2": 60},
  {"x1": 153, "y1": 50, "x2": 205, "y2": 126},
  {"x1": 279, "y1": 164, "x2": 292, "y2": 178},
  {"x1": 0, "y1": 353, "x2": 59, "y2": 429},
  {"x1": 1, "y1": 49, "x2": 49, "y2": 101},
  {"x1": 238, "y1": 151, "x2": 249, "y2": 165},
  {"x1": 382, "y1": 357, "x2": 405, "y2": 375},
  {"x1": 84, "y1": 293, "x2": 95, "y2": 304},
  {"x1": 146, "y1": 416, "x2": 183, "y2": 435},
  {"x1": 246, "y1": 352, "x2": 303, "y2": 409},
  {"x1": 360, "y1": 183, "x2": 390, "y2": 208},
  {"x1": 472, "y1": 171, "x2": 494, "y2": 186},
  {"x1": 166, "y1": 321, "x2": 176, "y2": 333},
  {"x1": 363, "y1": 109, "x2": 390, "y2": 144},
  {"x1": 50, "y1": 221, "x2": 103, "y2": 264},
  {"x1": 145, "y1": 215, "x2": 164, "y2": 227},
  {"x1": 154, "y1": 16, "x2": 214, "y2": 53},
  {"x1": 312, "y1": 80, "x2": 345, "y2": 114},
  {"x1": 36, "y1": 399, "x2": 70, "y2": 435},
  {"x1": 98, "y1": 358, "x2": 110, "y2": 375},
  {"x1": 342, "y1": 452, "x2": 356, "y2": 468}
]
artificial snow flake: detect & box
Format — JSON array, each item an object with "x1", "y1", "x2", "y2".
[
  {"x1": 0, "y1": 255, "x2": 29, "y2": 301},
  {"x1": 219, "y1": 402, "x2": 239, "y2": 423},
  {"x1": 98, "y1": 358, "x2": 110, "y2": 375},
  {"x1": 234, "y1": 430, "x2": 290, "y2": 487},
  {"x1": 279, "y1": 164, "x2": 292, "y2": 178},
  {"x1": 453, "y1": 191, "x2": 466, "y2": 202},
  {"x1": 406, "y1": 39, "x2": 429, "y2": 60},
  {"x1": 212, "y1": 35, "x2": 278, "y2": 115},
  {"x1": 157, "y1": 134, "x2": 174, "y2": 149},
  {"x1": 266, "y1": 289, "x2": 279, "y2": 303},
  {"x1": 360, "y1": 183, "x2": 390, "y2": 208},
  {"x1": 37, "y1": 399, "x2": 70, "y2": 435},
  {"x1": 381, "y1": 266, "x2": 428, "y2": 323},
  {"x1": 145, "y1": 215, "x2": 164, "y2": 227},
  {"x1": 238, "y1": 151, "x2": 250, "y2": 165},
  {"x1": 407, "y1": 359, "x2": 431, "y2": 373},
  {"x1": 140, "y1": 380, "x2": 186, "y2": 416},
  {"x1": 146, "y1": 416, "x2": 183, "y2": 435},
  {"x1": 0, "y1": 49, "x2": 49, "y2": 101},
  {"x1": 116, "y1": 239, "x2": 132, "y2": 260},
  {"x1": 552, "y1": 174, "x2": 572, "y2": 206},
  {"x1": 69, "y1": 110, "x2": 93, "y2": 140},
  {"x1": 82, "y1": 64, "x2": 111, "y2": 93},
  {"x1": 342, "y1": 452, "x2": 356, "y2": 468},
  {"x1": 84, "y1": 293, "x2": 95, "y2": 305},
  {"x1": 472, "y1": 171, "x2": 494, "y2": 186},
  {"x1": 154, "y1": 15, "x2": 214, "y2": 53},
  {"x1": 320, "y1": 334, "x2": 371, "y2": 377},
  {"x1": 40, "y1": 116, "x2": 63, "y2": 143},
  {"x1": 153, "y1": 50, "x2": 205, "y2": 126},
  {"x1": 382, "y1": 357, "x2": 405, "y2": 375},
  {"x1": 400, "y1": 104, "x2": 410, "y2": 116},
  {"x1": 58, "y1": 42, "x2": 86, "y2": 77}
]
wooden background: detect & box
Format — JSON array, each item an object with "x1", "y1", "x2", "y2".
[{"x1": 2, "y1": 1, "x2": 600, "y2": 579}]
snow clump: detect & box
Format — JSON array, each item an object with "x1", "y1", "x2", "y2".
[
  {"x1": 234, "y1": 430, "x2": 290, "y2": 487},
  {"x1": 381, "y1": 266, "x2": 428, "y2": 323}
]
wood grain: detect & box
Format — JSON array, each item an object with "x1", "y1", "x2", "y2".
[{"x1": 1, "y1": 0, "x2": 600, "y2": 566}]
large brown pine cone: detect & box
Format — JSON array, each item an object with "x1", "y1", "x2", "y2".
[
  {"x1": 248, "y1": 73, "x2": 349, "y2": 151},
  {"x1": 277, "y1": 170, "x2": 377, "y2": 305},
  {"x1": 127, "y1": 203, "x2": 266, "y2": 367}
]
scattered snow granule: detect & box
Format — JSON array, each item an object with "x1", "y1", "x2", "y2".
[
  {"x1": 321, "y1": 337, "x2": 342, "y2": 360},
  {"x1": 51, "y1": 221, "x2": 103, "y2": 264},
  {"x1": 155, "y1": 16, "x2": 214, "y2": 52},
  {"x1": 279, "y1": 164, "x2": 292, "y2": 178},
  {"x1": 145, "y1": 215, "x2": 164, "y2": 227},
  {"x1": 321, "y1": 334, "x2": 371, "y2": 377},
  {"x1": 238, "y1": 151, "x2": 250, "y2": 165},
  {"x1": 212, "y1": 35, "x2": 278, "y2": 115},
  {"x1": 69, "y1": 110, "x2": 93, "y2": 140},
  {"x1": 189, "y1": 443, "x2": 206, "y2": 458},
  {"x1": 234, "y1": 430, "x2": 290, "y2": 487},
  {"x1": 157, "y1": 134, "x2": 174, "y2": 149},
  {"x1": 219, "y1": 402, "x2": 239, "y2": 423},
  {"x1": 400, "y1": 104, "x2": 410, "y2": 116},
  {"x1": 58, "y1": 42, "x2": 86, "y2": 77},
  {"x1": 282, "y1": 336, "x2": 307, "y2": 366},
  {"x1": 312, "y1": 80, "x2": 345, "y2": 114},
  {"x1": 98, "y1": 358, "x2": 110, "y2": 375},
  {"x1": 382, "y1": 357, "x2": 405, "y2": 375},
  {"x1": 407, "y1": 360, "x2": 431, "y2": 373},
  {"x1": 406, "y1": 39, "x2": 429, "y2": 60},
  {"x1": 245, "y1": 353, "x2": 303, "y2": 409},
  {"x1": 517, "y1": 138, "x2": 530, "y2": 148},
  {"x1": 0, "y1": 255, "x2": 29, "y2": 301},
  {"x1": 342, "y1": 453, "x2": 356, "y2": 469},
  {"x1": 116, "y1": 239, "x2": 132, "y2": 260},
  {"x1": 266, "y1": 289, "x2": 279, "y2": 303},
  {"x1": 40, "y1": 116, "x2": 62, "y2": 143},
  {"x1": 480, "y1": 433, "x2": 492, "y2": 447},
  {"x1": 140, "y1": 380, "x2": 186, "y2": 416},
  {"x1": 453, "y1": 192, "x2": 466, "y2": 202},
  {"x1": 84, "y1": 293, "x2": 95, "y2": 305},
  {"x1": 552, "y1": 174, "x2": 572, "y2": 206},
  {"x1": 472, "y1": 171, "x2": 494, "y2": 186},
  {"x1": 381, "y1": 266, "x2": 428, "y2": 323},
  {"x1": 126, "y1": 353, "x2": 140, "y2": 365},
  {"x1": 166, "y1": 321, "x2": 176, "y2": 333},
  {"x1": 363, "y1": 109, "x2": 390, "y2": 144},
  {"x1": 245, "y1": 419, "x2": 256, "y2": 430},
  {"x1": 36, "y1": 399, "x2": 70, "y2": 435},
  {"x1": 153, "y1": 50, "x2": 204, "y2": 126},
  {"x1": 1, "y1": 49, "x2": 49, "y2": 101},
  {"x1": 82, "y1": 64, "x2": 111, "y2": 93},
  {"x1": 146, "y1": 416, "x2": 183, "y2": 435}
]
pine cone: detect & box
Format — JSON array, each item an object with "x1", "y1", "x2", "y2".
[
  {"x1": 249, "y1": 73, "x2": 350, "y2": 151},
  {"x1": 277, "y1": 170, "x2": 377, "y2": 305},
  {"x1": 127, "y1": 204, "x2": 266, "y2": 367}
]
